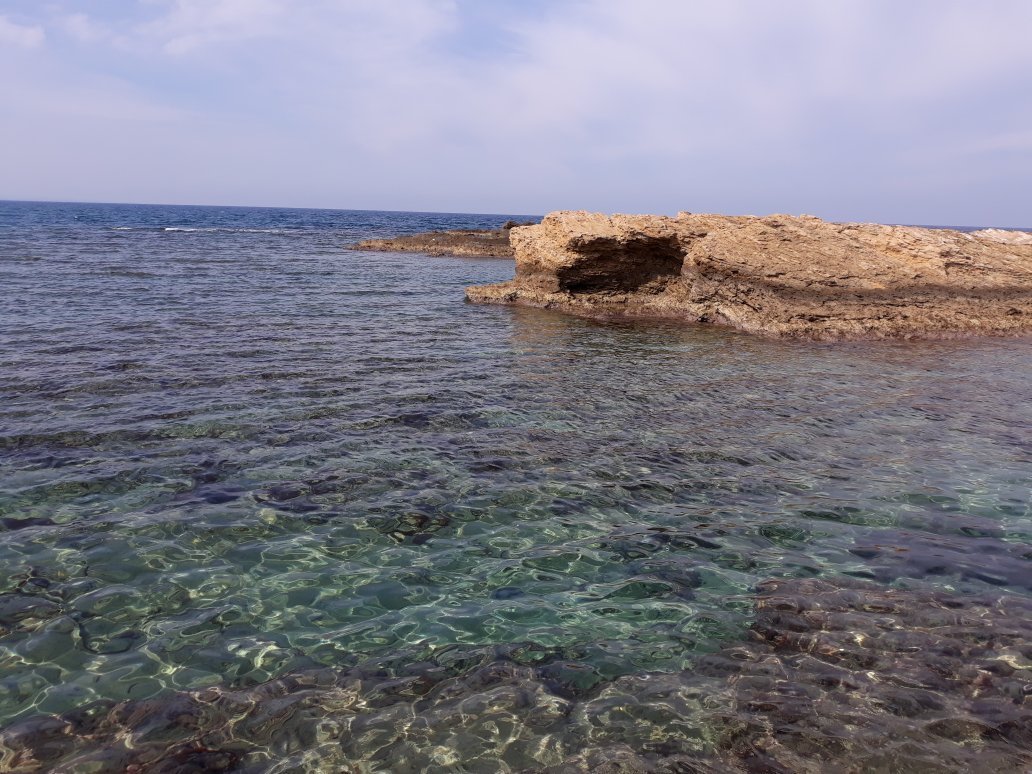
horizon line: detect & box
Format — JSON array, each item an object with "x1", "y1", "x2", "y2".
[
  {"x1": 1, "y1": 198, "x2": 1030, "y2": 232},
  {"x1": 0, "y1": 197, "x2": 545, "y2": 219}
]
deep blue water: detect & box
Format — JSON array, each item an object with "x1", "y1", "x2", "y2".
[{"x1": 0, "y1": 201, "x2": 1030, "y2": 772}]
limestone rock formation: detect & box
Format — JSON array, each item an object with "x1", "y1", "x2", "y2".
[
  {"x1": 971, "y1": 227, "x2": 1032, "y2": 245},
  {"x1": 466, "y1": 211, "x2": 1032, "y2": 339},
  {"x1": 350, "y1": 228, "x2": 516, "y2": 258}
]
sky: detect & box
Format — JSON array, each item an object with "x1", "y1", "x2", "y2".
[{"x1": 1, "y1": 0, "x2": 1030, "y2": 224}]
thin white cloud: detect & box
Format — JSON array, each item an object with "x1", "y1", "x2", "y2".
[
  {"x1": 956, "y1": 131, "x2": 1032, "y2": 156},
  {"x1": 131, "y1": 0, "x2": 458, "y2": 56},
  {"x1": 57, "y1": 12, "x2": 110, "y2": 43},
  {"x1": 138, "y1": 0, "x2": 288, "y2": 54},
  {"x1": 0, "y1": 14, "x2": 45, "y2": 48}
]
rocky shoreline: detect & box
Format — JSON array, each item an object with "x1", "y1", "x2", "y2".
[
  {"x1": 349, "y1": 220, "x2": 535, "y2": 258},
  {"x1": 466, "y1": 211, "x2": 1032, "y2": 340}
]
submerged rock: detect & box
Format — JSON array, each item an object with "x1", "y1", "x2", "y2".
[
  {"x1": 466, "y1": 211, "x2": 1032, "y2": 339},
  {"x1": 696, "y1": 577, "x2": 1032, "y2": 773},
  {"x1": 4, "y1": 578, "x2": 1028, "y2": 772}
]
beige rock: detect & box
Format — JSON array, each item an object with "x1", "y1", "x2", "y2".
[
  {"x1": 466, "y1": 211, "x2": 1032, "y2": 340},
  {"x1": 349, "y1": 228, "x2": 515, "y2": 258},
  {"x1": 970, "y1": 227, "x2": 1032, "y2": 245}
]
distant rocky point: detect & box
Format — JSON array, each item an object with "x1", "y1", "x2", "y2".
[
  {"x1": 970, "y1": 227, "x2": 1032, "y2": 245},
  {"x1": 349, "y1": 220, "x2": 536, "y2": 258},
  {"x1": 466, "y1": 211, "x2": 1032, "y2": 340}
]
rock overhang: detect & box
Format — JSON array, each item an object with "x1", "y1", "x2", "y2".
[{"x1": 468, "y1": 211, "x2": 1032, "y2": 340}]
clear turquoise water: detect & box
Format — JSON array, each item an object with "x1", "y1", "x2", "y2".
[{"x1": 0, "y1": 201, "x2": 1029, "y2": 772}]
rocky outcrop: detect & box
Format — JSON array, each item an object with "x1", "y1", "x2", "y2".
[
  {"x1": 972, "y1": 228, "x2": 1032, "y2": 245},
  {"x1": 351, "y1": 226, "x2": 523, "y2": 258},
  {"x1": 466, "y1": 211, "x2": 1032, "y2": 339}
]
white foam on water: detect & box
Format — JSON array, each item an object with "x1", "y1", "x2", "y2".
[
  {"x1": 160, "y1": 227, "x2": 292, "y2": 234},
  {"x1": 111, "y1": 226, "x2": 295, "y2": 234}
]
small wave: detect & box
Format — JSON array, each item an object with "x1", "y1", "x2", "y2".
[
  {"x1": 111, "y1": 226, "x2": 296, "y2": 235},
  {"x1": 164, "y1": 227, "x2": 292, "y2": 234},
  {"x1": 101, "y1": 269, "x2": 160, "y2": 278}
]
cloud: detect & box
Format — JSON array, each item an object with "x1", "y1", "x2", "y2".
[
  {"x1": 57, "y1": 13, "x2": 110, "y2": 43},
  {"x1": 0, "y1": 0, "x2": 1030, "y2": 223},
  {"x1": 955, "y1": 131, "x2": 1032, "y2": 156},
  {"x1": 0, "y1": 14, "x2": 45, "y2": 48},
  {"x1": 136, "y1": 0, "x2": 290, "y2": 54},
  {"x1": 129, "y1": 0, "x2": 457, "y2": 56}
]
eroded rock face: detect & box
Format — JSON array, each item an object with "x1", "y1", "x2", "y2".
[{"x1": 466, "y1": 212, "x2": 1032, "y2": 339}]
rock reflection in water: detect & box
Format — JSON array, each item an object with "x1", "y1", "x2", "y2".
[{"x1": 2, "y1": 577, "x2": 1028, "y2": 773}]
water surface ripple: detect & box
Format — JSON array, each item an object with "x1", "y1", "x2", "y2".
[{"x1": 0, "y1": 202, "x2": 1030, "y2": 772}]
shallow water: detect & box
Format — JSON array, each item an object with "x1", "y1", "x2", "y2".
[{"x1": 0, "y1": 201, "x2": 1030, "y2": 772}]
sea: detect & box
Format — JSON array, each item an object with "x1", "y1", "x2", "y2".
[{"x1": 0, "y1": 200, "x2": 1030, "y2": 772}]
